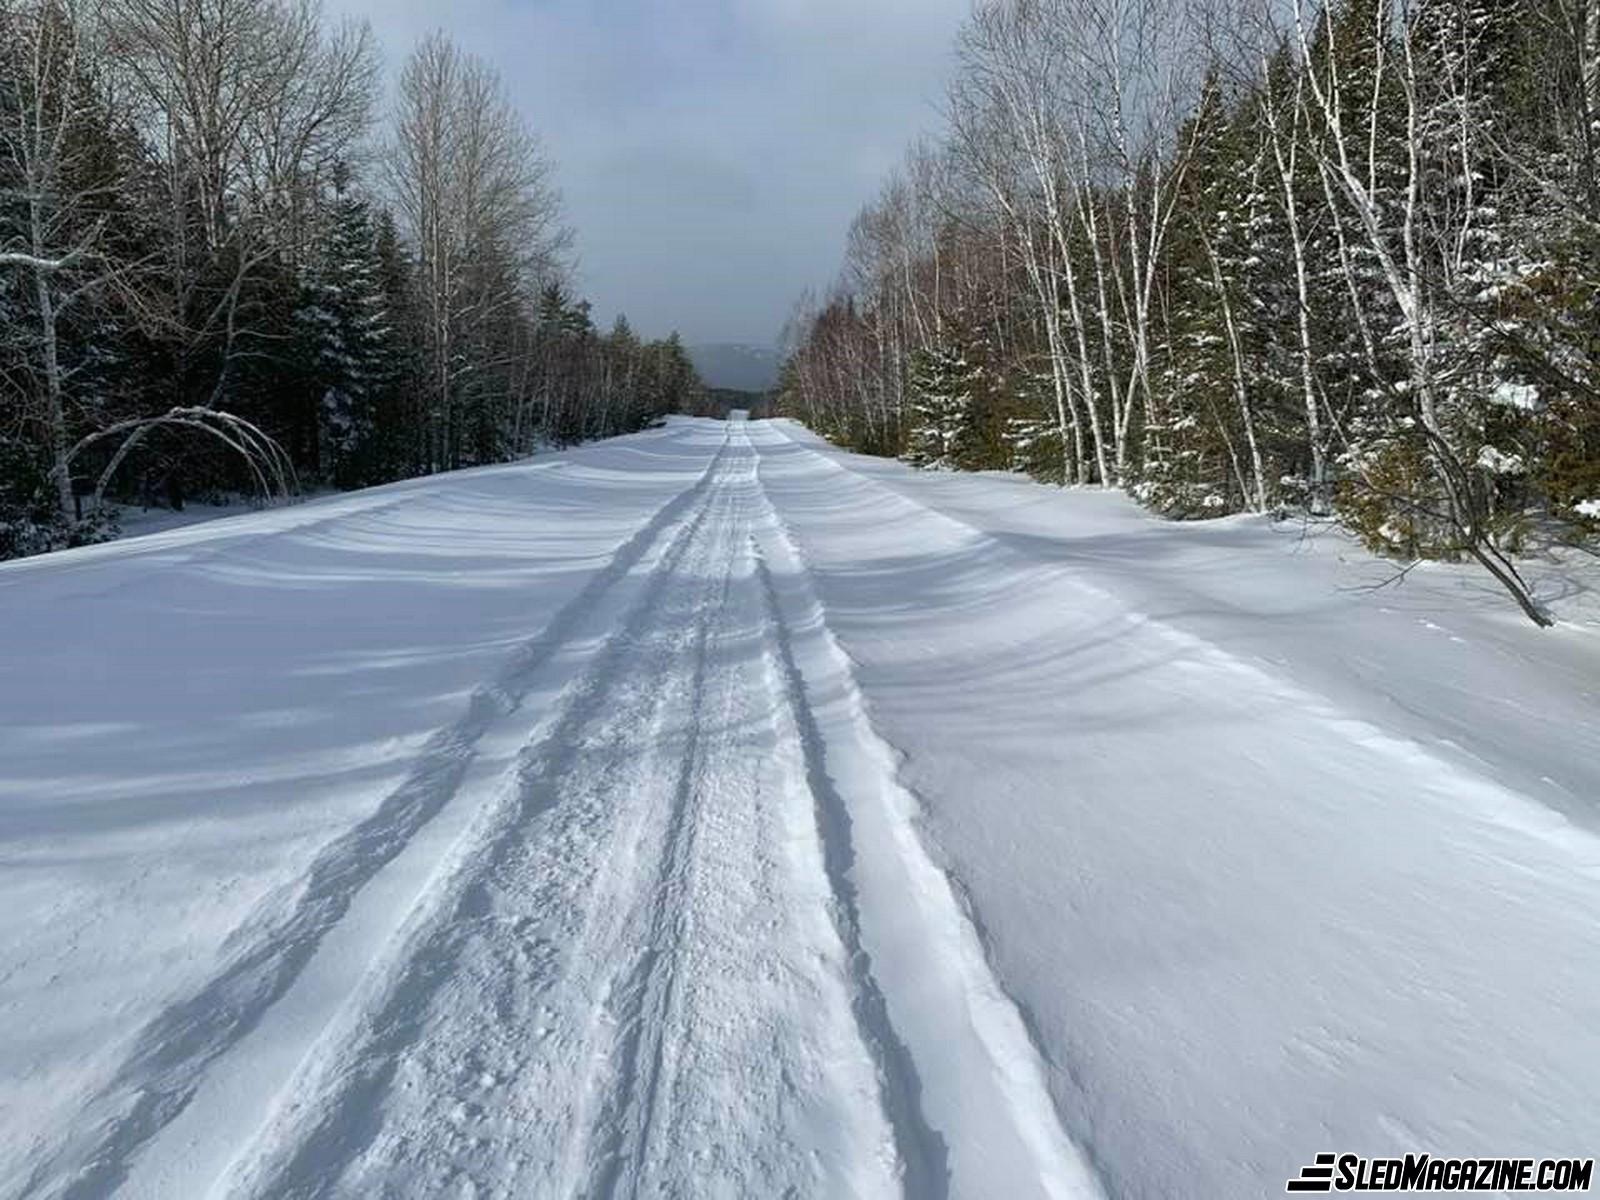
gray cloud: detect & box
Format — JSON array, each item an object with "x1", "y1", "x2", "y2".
[{"x1": 328, "y1": 0, "x2": 969, "y2": 346}]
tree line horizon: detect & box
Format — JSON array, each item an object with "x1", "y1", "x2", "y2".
[
  {"x1": 1, "y1": 0, "x2": 708, "y2": 560},
  {"x1": 777, "y1": 0, "x2": 1600, "y2": 625}
]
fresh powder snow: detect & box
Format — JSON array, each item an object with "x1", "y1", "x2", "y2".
[{"x1": 3, "y1": 415, "x2": 1599, "y2": 1198}]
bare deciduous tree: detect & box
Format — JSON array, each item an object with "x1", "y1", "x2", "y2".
[{"x1": 390, "y1": 31, "x2": 567, "y2": 471}]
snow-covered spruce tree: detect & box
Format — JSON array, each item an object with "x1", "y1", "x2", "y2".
[
  {"x1": 599, "y1": 314, "x2": 643, "y2": 435},
  {"x1": 368, "y1": 208, "x2": 428, "y2": 481},
  {"x1": 902, "y1": 338, "x2": 982, "y2": 471},
  {"x1": 1409, "y1": 0, "x2": 1541, "y2": 549},
  {"x1": 1145, "y1": 74, "x2": 1272, "y2": 517},
  {"x1": 1002, "y1": 365, "x2": 1067, "y2": 480},
  {"x1": 1509, "y1": 245, "x2": 1600, "y2": 530},
  {"x1": 294, "y1": 180, "x2": 393, "y2": 488},
  {"x1": 532, "y1": 282, "x2": 594, "y2": 447},
  {"x1": 1459, "y1": 0, "x2": 1600, "y2": 535}
]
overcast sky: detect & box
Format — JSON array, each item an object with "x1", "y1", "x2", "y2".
[{"x1": 333, "y1": 0, "x2": 971, "y2": 347}]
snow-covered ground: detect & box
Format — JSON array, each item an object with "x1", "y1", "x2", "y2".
[
  {"x1": 109, "y1": 497, "x2": 272, "y2": 542},
  {"x1": 3, "y1": 415, "x2": 1598, "y2": 1199}
]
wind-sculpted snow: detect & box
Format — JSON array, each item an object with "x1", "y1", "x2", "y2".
[
  {"x1": 749, "y1": 420, "x2": 1600, "y2": 1198},
  {"x1": 27, "y1": 444, "x2": 733, "y2": 1200},
  {"x1": 2, "y1": 416, "x2": 1599, "y2": 1198}
]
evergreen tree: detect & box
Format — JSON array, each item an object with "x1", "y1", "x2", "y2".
[
  {"x1": 903, "y1": 338, "x2": 981, "y2": 471},
  {"x1": 295, "y1": 183, "x2": 393, "y2": 487}
]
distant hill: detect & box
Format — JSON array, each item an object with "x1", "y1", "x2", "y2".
[{"x1": 689, "y1": 343, "x2": 781, "y2": 394}]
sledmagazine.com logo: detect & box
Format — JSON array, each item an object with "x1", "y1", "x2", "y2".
[{"x1": 1286, "y1": 1153, "x2": 1594, "y2": 1192}]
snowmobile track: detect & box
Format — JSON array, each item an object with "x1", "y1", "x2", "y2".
[
  {"x1": 216, "y1": 422, "x2": 901, "y2": 1199},
  {"x1": 22, "y1": 420, "x2": 1105, "y2": 1200},
  {"x1": 26, "y1": 437, "x2": 730, "y2": 1200},
  {"x1": 745, "y1": 430, "x2": 1105, "y2": 1200}
]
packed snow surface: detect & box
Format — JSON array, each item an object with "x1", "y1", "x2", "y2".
[{"x1": 3, "y1": 415, "x2": 1599, "y2": 1199}]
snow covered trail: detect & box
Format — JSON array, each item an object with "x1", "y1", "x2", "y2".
[
  {"x1": 747, "y1": 418, "x2": 1600, "y2": 1198},
  {"x1": 202, "y1": 419, "x2": 1098, "y2": 1200},
  {"x1": 5, "y1": 414, "x2": 1600, "y2": 1198},
  {"x1": 205, "y1": 423, "x2": 908, "y2": 1199},
  {"x1": 2, "y1": 417, "x2": 1102, "y2": 1199},
  {"x1": 3, "y1": 426, "x2": 733, "y2": 1198}
]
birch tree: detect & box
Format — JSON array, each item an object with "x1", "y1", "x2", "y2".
[
  {"x1": 390, "y1": 31, "x2": 565, "y2": 470},
  {"x1": 0, "y1": 0, "x2": 130, "y2": 517}
]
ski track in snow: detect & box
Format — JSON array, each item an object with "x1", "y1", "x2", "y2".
[{"x1": 8, "y1": 415, "x2": 1600, "y2": 1199}]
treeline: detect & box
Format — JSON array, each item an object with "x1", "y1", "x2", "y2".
[
  {"x1": 780, "y1": 0, "x2": 1600, "y2": 624},
  {"x1": 0, "y1": 0, "x2": 702, "y2": 560}
]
